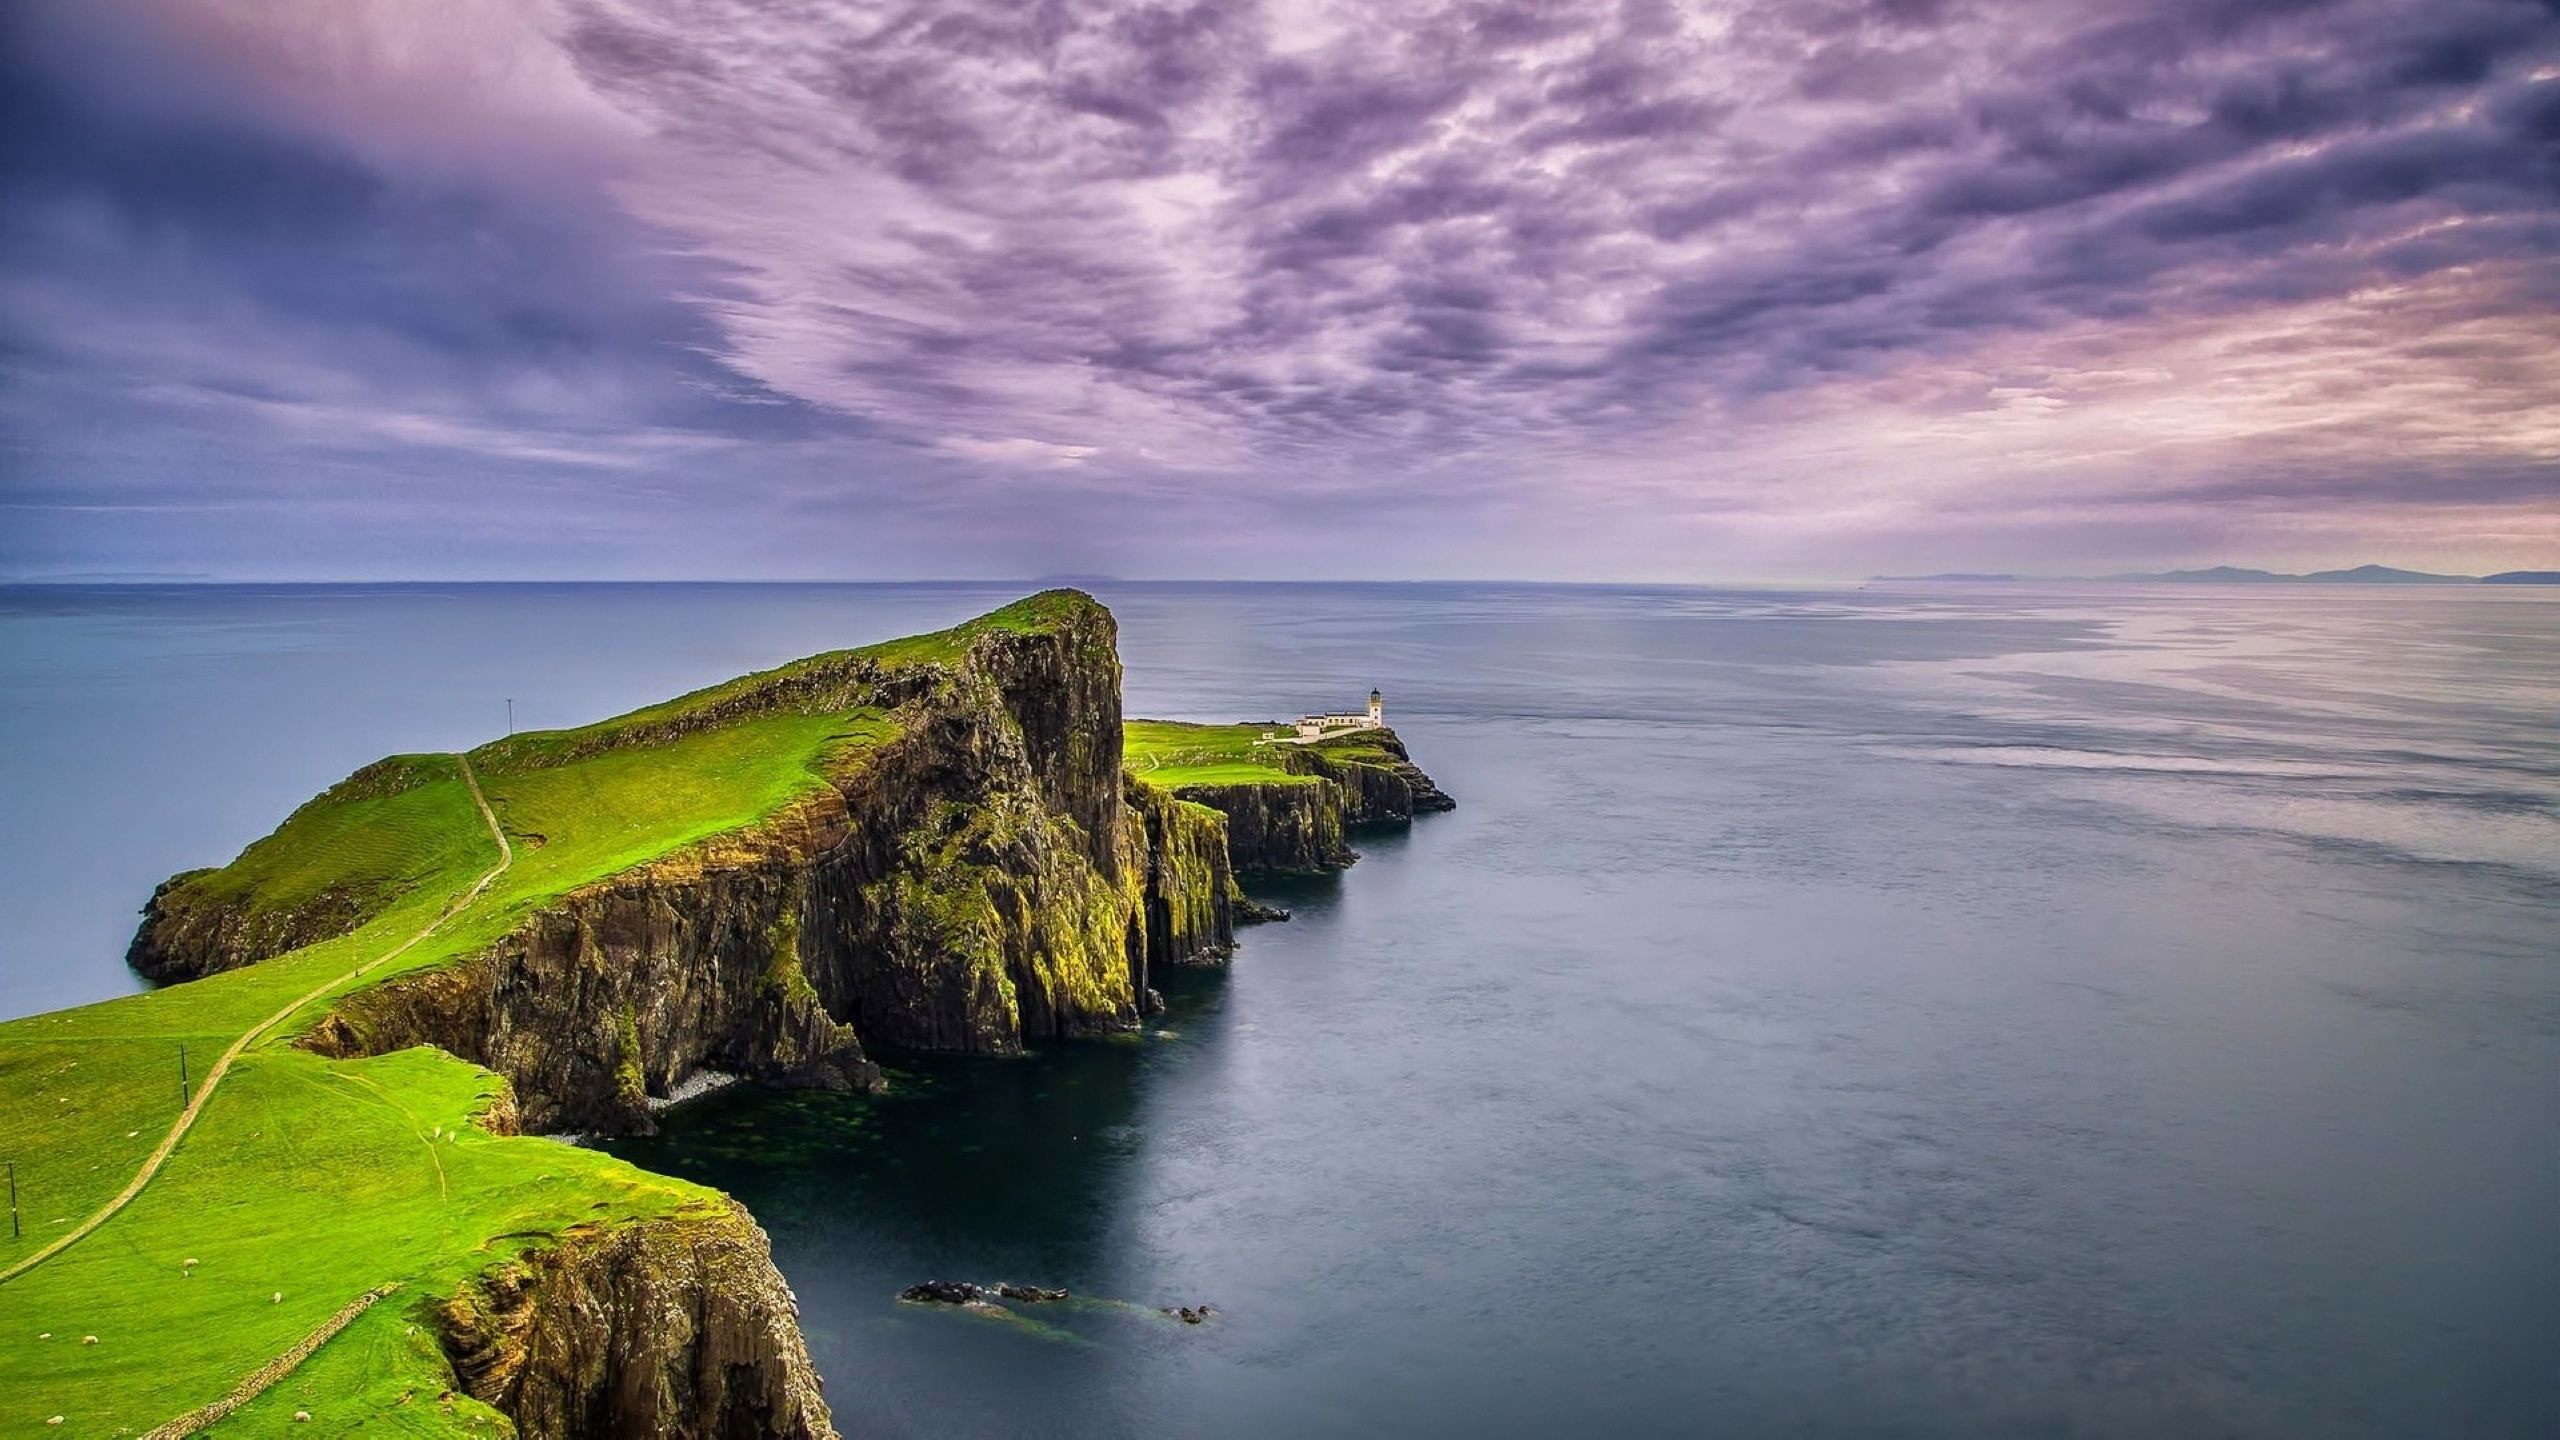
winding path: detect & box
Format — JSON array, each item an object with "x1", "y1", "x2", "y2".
[{"x1": 0, "y1": 754, "x2": 511, "y2": 1286}]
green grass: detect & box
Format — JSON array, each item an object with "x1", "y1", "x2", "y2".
[
  {"x1": 1, "y1": 695, "x2": 909, "y2": 1433},
  {"x1": 1121, "y1": 720, "x2": 1323, "y2": 791},
  {"x1": 0, "y1": 1043, "x2": 699, "y2": 1434},
  {"x1": 186, "y1": 758, "x2": 485, "y2": 915},
  {"x1": 0, "y1": 595, "x2": 1093, "y2": 1432},
  {"x1": 152, "y1": 757, "x2": 493, "y2": 961},
  {"x1": 469, "y1": 588, "x2": 1094, "y2": 775},
  {"x1": 474, "y1": 711, "x2": 894, "y2": 898}
]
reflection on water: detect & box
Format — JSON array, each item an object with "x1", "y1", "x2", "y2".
[
  {"x1": 626, "y1": 585, "x2": 2554, "y2": 1440},
  {"x1": 6, "y1": 582, "x2": 2556, "y2": 1437}
]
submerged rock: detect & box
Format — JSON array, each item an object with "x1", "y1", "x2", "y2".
[
  {"x1": 898, "y1": 1281, "x2": 989, "y2": 1306},
  {"x1": 997, "y1": 1284, "x2": 1071, "y2": 1303},
  {"x1": 898, "y1": 1281, "x2": 1071, "y2": 1306}
]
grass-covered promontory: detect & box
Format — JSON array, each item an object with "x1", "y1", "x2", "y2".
[
  {"x1": 3, "y1": 695, "x2": 891, "y2": 1430},
  {"x1": 3, "y1": 593, "x2": 1136, "y2": 1436},
  {"x1": 1123, "y1": 720, "x2": 1455, "y2": 873},
  {"x1": 0, "y1": 591, "x2": 1441, "y2": 1433},
  {"x1": 1122, "y1": 720, "x2": 1327, "y2": 789}
]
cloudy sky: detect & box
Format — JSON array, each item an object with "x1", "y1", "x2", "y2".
[{"x1": 3, "y1": 0, "x2": 2555, "y2": 580}]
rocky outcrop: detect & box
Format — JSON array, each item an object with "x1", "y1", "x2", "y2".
[
  {"x1": 298, "y1": 804, "x2": 877, "y2": 1135},
  {"x1": 126, "y1": 869, "x2": 308, "y2": 984},
  {"x1": 435, "y1": 1199, "x2": 834, "y2": 1439},
  {"x1": 1159, "y1": 728, "x2": 1454, "y2": 874},
  {"x1": 111, "y1": 590, "x2": 1449, "y2": 1438},
  {"x1": 128, "y1": 756, "x2": 477, "y2": 982},
  {"x1": 1128, "y1": 782, "x2": 1244, "y2": 968},
  {"x1": 288, "y1": 593, "x2": 1242, "y2": 1135},
  {"x1": 1289, "y1": 730, "x2": 1457, "y2": 822},
  {"x1": 1171, "y1": 779, "x2": 1352, "y2": 874}
]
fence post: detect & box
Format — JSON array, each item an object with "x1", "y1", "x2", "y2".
[{"x1": 7, "y1": 1162, "x2": 18, "y2": 1240}]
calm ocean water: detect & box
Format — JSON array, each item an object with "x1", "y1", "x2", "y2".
[{"x1": 4, "y1": 582, "x2": 2556, "y2": 1436}]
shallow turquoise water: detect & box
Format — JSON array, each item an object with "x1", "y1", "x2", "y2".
[{"x1": 5, "y1": 582, "x2": 2556, "y2": 1435}]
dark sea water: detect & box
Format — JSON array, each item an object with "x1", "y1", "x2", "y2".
[{"x1": 4, "y1": 582, "x2": 2556, "y2": 1437}]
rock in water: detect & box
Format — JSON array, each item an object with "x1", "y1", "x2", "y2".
[
  {"x1": 996, "y1": 1284, "x2": 1070, "y2": 1303},
  {"x1": 900, "y1": 1281, "x2": 989, "y2": 1305}
]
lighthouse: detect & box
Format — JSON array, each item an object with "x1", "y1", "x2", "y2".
[{"x1": 1367, "y1": 689, "x2": 1383, "y2": 725}]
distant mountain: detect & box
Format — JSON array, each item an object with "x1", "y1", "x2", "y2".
[
  {"x1": 2100, "y1": 566, "x2": 2288, "y2": 582},
  {"x1": 1871, "y1": 564, "x2": 2540, "y2": 584},
  {"x1": 2101, "y1": 564, "x2": 2479, "y2": 584},
  {"x1": 2298, "y1": 564, "x2": 2472, "y2": 584}
]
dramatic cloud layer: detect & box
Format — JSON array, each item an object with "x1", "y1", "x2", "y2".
[{"x1": 4, "y1": 0, "x2": 2556, "y2": 577}]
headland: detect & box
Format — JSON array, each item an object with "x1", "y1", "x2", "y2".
[{"x1": 0, "y1": 591, "x2": 1448, "y2": 1435}]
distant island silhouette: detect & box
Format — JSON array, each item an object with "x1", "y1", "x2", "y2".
[{"x1": 1875, "y1": 565, "x2": 2560, "y2": 585}]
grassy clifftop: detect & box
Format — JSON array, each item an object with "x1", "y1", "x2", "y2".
[
  {"x1": 3, "y1": 593, "x2": 1112, "y2": 1436},
  {"x1": 1123, "y1": 720, "x2": 1328, "y2": 788},
  {"x1": 0, "y1": 591, "x2": 1437, "y2": 1432},
  {"x1": 1124, "y1": 720, "x2": 1454, "y2": 873},
  {"x1": 130, "y1": 592, "x2": 1099, "y2": 985}
]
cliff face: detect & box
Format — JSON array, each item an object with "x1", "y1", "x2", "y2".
[
  {"x1": 1127, "y1": 781, "x2": 1242, "y2": 969},
  {"x1": 299, "y1": 804, "x2": 878, "y2": 1135},
  {"x1": 294, "y1": 595, "x2": 1238, "y2": 1135},
  {"x1": 1174, "y1": 780, "x2": 1351, "y2": 873},
  {"x1": 108, "y1": 591, "x2": 1456, "y2": 1439},
  {"x1": 129, "y1": 755, "x2": 492, "y2": 983},
  {"x1": 436, "y1": 1198, "x2": 835, "y2": 1439},
  {"x1": 1292, "y1": 730, "x2": 1458, "y2": 822},
  {"x1": 126, "y1": 869, "x2": 324, "y2": 984},
  {"x1": 1163, "y1": 728, "x2": 1454, "y2": 873}
]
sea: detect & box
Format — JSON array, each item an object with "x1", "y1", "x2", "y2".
[{"x1": 2, "y1": 581, "x2": 2554, "y2": 1437}]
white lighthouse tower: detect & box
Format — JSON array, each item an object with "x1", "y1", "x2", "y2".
[{"x1": 1367, "y1": 689, "x2": 1383, "y2": 725}]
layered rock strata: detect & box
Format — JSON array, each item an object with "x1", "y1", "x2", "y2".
[
  {"x1": 1158, "y1": 729, "x2": 1456, "y2": 873},
  {"x1": 273, "y1": 596, "x2": 1240, "y2": 1135},
  {"x1": 435, "y1": 1199, "x2": 835, "y2": 1439},
  {"x1": 121, "y1": 591, "x2": 1447, "y2": 1438}
]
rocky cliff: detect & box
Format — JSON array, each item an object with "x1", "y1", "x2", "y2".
[
  {"x1": 1158, "y1": 729, "x2": 1455, "y2": 873},
  {"x1": 279, "y1": 593, "x2": 1239, "y2": 1135},
  {"x1": 117, "y1": 591, "x2": 1445, "y2": 1438},
  {"x1": 436, "y1": 1198, "x2": 835, "y2": 1438},
  {"x1": 128, "y1": 754, "x2": 487, "y2": 982}
]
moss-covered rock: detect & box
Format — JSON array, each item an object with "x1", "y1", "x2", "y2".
[
  {"x1": 436, "y1": 1197, "x2": 833, "y2": 1437},
  {"x1": 84, "y1": 589, "x2": 1446, "y2": 1434},
  {"x1": 1137, "y1": 726, "x2": 1455, "y2": 873},
  {"x1": 195, "y1": 590, "x2": 1241, "y2": 1134}
]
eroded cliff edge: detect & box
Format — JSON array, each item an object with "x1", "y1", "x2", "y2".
[
  {"x1": 123, "y1": 591, "x2": 1254, "y2": 1437},
  {"x1": 1131, "y1": 726, "x2": 1456, "y2": 874},
  {"x1": 138, "y1": 593, "x2": 1244, "y2": 1136},
  {"x1": 438, "y1": 1197, "x2": 834, "y2": 1438},
  {"x1": 119, "y1": 591, "x2": 1447, "y2": 1436}
]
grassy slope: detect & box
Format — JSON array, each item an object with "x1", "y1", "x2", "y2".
[
  {"x1": 170, "y1": 760, "x2": 492, "y2": 946},
  {"x1": 0, "y1": 676, "x2": 923, "y2": 1432},
  {"x1": 1121, "y1": 720, "x2": 1325, "y2": 790},
  {"x1": 1122, "y1": 719, "x2": 1405, "y2": 792}
]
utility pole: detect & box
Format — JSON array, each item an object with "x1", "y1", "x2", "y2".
[
  {"x1": 178, "y1": 1043, "x2": 189, "y2": 1106},
  {"x1": 8, "y1": 1162, "x2": 18, "y2": 1239},
  {"x1": 507, "y1": 698, "x2": 515, "y2": 736}
]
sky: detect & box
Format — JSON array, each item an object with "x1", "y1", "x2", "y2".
[{"x1": 2, "y1": 0, "x2": 2556, "y2": 581}]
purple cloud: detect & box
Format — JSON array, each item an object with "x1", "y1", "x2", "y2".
[{"x1": 3, "y1": 0, "x2": 2555, "y2": 579}]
